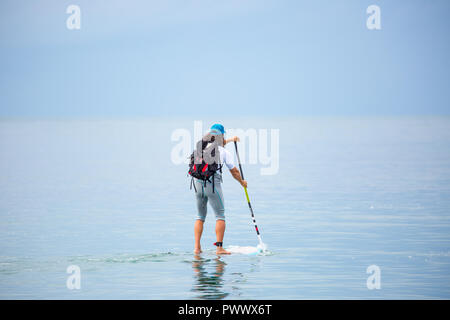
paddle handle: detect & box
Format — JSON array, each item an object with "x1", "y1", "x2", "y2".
[
  {"x1": 234, "y1": 141, "x2": 261, "y2": 237},
  {"x1": 234, "y1": 141, "x2": 245, "y2": 181}
]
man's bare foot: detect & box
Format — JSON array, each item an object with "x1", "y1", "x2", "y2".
[
  {"x1": 216, "y1": 247, "x2": 231, "y2": 255},
  {"x1": 194, "y1": 248, "x2": 202, "y2": 254}
]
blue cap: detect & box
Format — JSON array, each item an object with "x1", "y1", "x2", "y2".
[{"x1": 210, "y1": 124, "x2": 226, "y2": 135}]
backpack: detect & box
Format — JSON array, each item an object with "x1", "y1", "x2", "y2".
[{"x1": 188, "y1": 133, "x2": 222, "y2": 193}]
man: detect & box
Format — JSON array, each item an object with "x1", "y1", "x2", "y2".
[{"x1": 193, "y1": 124, "x2": 247, "y2": 255}]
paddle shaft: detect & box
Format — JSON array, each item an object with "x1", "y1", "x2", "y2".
[{"x1": 234, "y1": 141, "x2": 262, "y2": 239}]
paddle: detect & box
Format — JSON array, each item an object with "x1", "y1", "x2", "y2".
[{"x1": 233, "y1": 141, "x2": 267, "y2": 252}]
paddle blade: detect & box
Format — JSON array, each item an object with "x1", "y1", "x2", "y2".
[{"x1": 257, "y1": 241, "x2": 268, "y2": 253}]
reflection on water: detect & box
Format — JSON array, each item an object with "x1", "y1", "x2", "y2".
[{"x1": 191, "y1": 254, "x2": 229, "y2": 299}]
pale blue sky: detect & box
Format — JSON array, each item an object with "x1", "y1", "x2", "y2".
[{"x1": 0, "y1": 0, "x2": 449, "y2": 117}]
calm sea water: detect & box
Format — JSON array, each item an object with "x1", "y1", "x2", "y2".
[{"x1": 0, "y1": 116, "x2": 449, "y2": 299}]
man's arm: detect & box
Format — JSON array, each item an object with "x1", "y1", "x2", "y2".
[
  {"x1": 230, "y1": 167, "x2": 248, "y2": 188},
  {"x1": 224, "y1": 136, "x2": 240, "y2": 145}
]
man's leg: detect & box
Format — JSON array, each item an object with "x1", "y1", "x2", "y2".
[
  {"x1": 194, "y1": 179, "x2": 207, "y2": 254},
  {"x1": 215, "y1": 220, "x2": 230, "y2": 254},
  {"x1": 194, "y1": 219, "x2": 204, "y2": 254},
  {"x1": 207, "y1": 180, "x2": 230, "y2": 254}
]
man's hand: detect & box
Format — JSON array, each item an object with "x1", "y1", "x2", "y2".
[
  {"x1": 225, "y1": 136, "x2": 240, "y2": 145},
  {"x1": 230, "y1": 167, "x2": 247, "y2": 188}
]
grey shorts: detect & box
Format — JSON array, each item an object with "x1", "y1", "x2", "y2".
[{"x1": 193, "y1": 175, "x2": 225, "y2": 221}]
